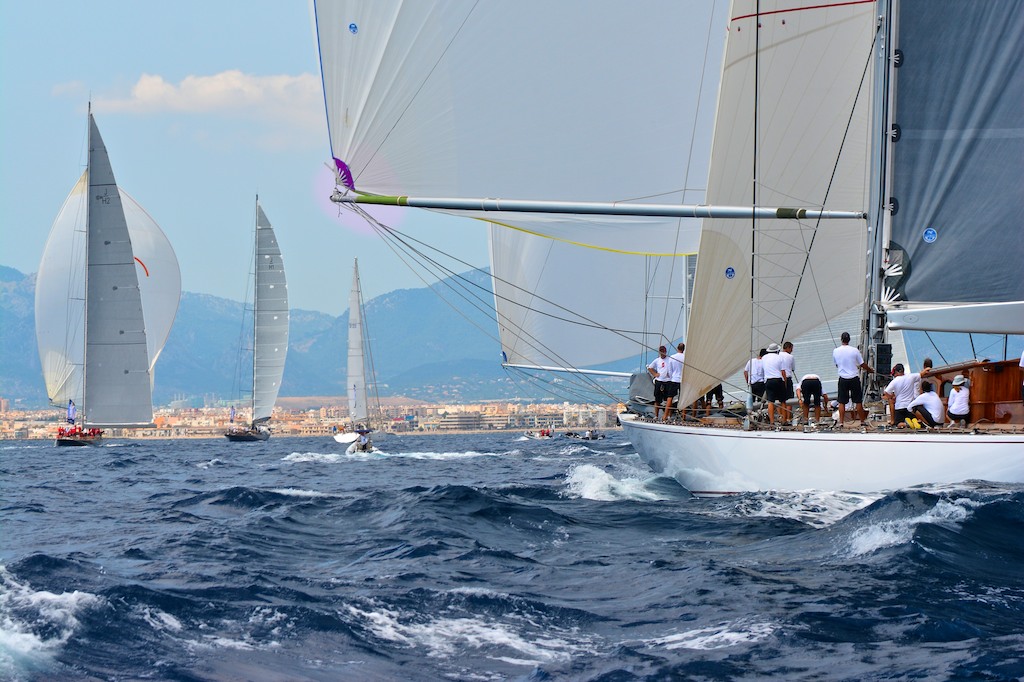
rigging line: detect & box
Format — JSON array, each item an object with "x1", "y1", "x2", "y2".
[
  {"x1": 372, "y1": 210, "x2": 667, "y2": 340},
  {"x1": 503, "y1": 366, "x2": 621, "y2": 404},
  {"x1": 969, "y1": 333, "x2": 977, "y2": 360},
  {"x1": 782, "y1": 23, "x2": 879, "y2": 347},
  {"x1": 357, "y1": 208, "x2": 611, "y2": 395},
  {"x1": 750, "y1": 0, "x2": 762, "y2": 364},
  {"x1": 661, "y1": 0, "x2": 720, "y2": 345},
  {"x1": 355, "y1": 209, "x2": 617, "y2": 397},
  {"x1": 923, "y1": 331, "x2": 949, "y2": 365},
  {"x1": 357, "y1": 279, "x2": 384, "y2": 429}
]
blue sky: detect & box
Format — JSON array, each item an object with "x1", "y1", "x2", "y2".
[{"x1": 0, "y1": 1, "x2": 487, "y2": 315}]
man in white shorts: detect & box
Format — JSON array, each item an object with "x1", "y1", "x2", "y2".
[{"x1": 833, "y1": 331, "x2": 873, "y2": 424}]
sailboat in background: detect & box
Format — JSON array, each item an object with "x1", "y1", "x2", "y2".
[
  {"x1": 225, "y1": 200, "x2": 289, "y2": 442},
  {"x1": 36, "y1": 109, "x2": 180, "y2": 446},
  {"x1": 312, "y1": 1, "x2": 1023, "y2": 493},
  {"x1": 334, "y1": 259, "x2": 380, "y2": 453}
]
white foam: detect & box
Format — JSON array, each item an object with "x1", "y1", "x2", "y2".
[
  {"x1": 0, "y1": 565, "x2": 101, "y2": 677},
  {"x1": 283, "y1": 451, "x2": 344, "y2": 463},
  {"x1": 196, "y1": 458, "x2": 223, "y2": 469},
  {"x1": 345, "y1": 603, "x2": 583, "y2": 666},
  {"x1": 374, "y1": 451, "x2": 503, "y2": 461},
  {"x1": 649, "y1": 619, "x2": 777, "y2": 650},
  {"x1": 562, "y1": 463, "x2": 665, "y2": 502},
  {"x1": 268, "y1": 488, "x2": 331, "y2": 499},
  {"x1": 713, "y1": 490, "x2": 881, "y2": 528},
  {"x1": 846, "y1": 496, "x2": 977, "y2": 557},
  {"x1": 140, "y1": 607, "x2": 182, "y2": 632}
]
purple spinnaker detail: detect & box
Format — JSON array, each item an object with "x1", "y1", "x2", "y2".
[{"x1": 334, "y1": 157, "x2": 355, "y2": 190}]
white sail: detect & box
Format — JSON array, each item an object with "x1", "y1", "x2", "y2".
[
  {"x1": 347, "y1": 259, "x2": 368, "y2": 424},
  {"x1": 251, "y1": 203, "x2": 289, "y2": 424},
  {"x1": 678, "y1": 0, "x2": 876, "y2": 407},
  {"x1": 35, "y1": 114, "x2": 179, "y2": 427},
  {"x1": 313, "y1": 0, "x2": 727, "y2": 369}
]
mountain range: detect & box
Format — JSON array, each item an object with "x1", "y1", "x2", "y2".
[{"x1": 0, "y1": 263, "x2": 556, "y2": 408}]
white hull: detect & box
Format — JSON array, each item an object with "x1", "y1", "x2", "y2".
[
  {"x1": 619, "y1": 413, "x2": 1024, "y2": 496},
  {"x1": 334, "y1": 432, "x2": 359, "y2": 444}
]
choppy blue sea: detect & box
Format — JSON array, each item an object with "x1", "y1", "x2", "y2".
[{"x1": 2, "y1": 431, "x2": 1023, "y2": 681}]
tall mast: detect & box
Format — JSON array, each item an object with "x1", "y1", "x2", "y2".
[
  {"x1": 864, "y1": 0, "x2": 897, "y2": 375},
  {"x1": 82, "y1": 103, "x2": 93, "y2": 425},
  {"x1": 251, "y1": 195, "x2": 259, "y2": 428}
]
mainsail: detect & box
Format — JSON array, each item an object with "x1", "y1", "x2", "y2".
[
  {"x1": 35, "y1": 114, "x2": 180, "y2": 426},
  {"x1": 347, "y1": 259, "x2": 367, "y2": 424},
  {"x1": 679, "y1": 1, "x2": 877, "y2": 407},
  {"x1": 252, "y1": 202, "x2": 289, "y2": 423},
  {"x1": 313, "y1": 0, "x2": 728, "y2": 371},
  {"x1": 882, "y1": 1, "x2": 1024, "y2": 334}
]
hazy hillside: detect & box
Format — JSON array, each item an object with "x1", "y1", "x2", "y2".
[{"x1": 0, "y1": 264, "x2": 521, "y2": 407}]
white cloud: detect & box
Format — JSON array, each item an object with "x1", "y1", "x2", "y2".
[{"x1": 88, "y1": 70, "x2": 323, "y2": 132}]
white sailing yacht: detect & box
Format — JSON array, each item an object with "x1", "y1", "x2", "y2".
[
  {"x1": 36, "y1": 110, "x2": 180, "y2": 446},
  {"x1": 333, "y1": 259, "x2": 379, "y2": 453},
  {"x1": 312, "y1": 1, "x2": 1023, "y2": 493},
  {"x1": 225, "y1": 200, "x2": 289, "y2": 442}
]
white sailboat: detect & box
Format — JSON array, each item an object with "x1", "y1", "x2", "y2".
[
  {"x1": 225, "y1": 200, "x2": 289, "y2": 442},
  {"x1": 36, "y1": 110, "x2": 180, "y2": 446},
  {"x1": 619, "y1": 0, "x2": 1024, "y2": 494},
  {"x1": 333, "y1": 259, "x2": 380, "y2": 453},
  {"x1": 312, "y1": 1, "x2": 1023, "y2": 493}
]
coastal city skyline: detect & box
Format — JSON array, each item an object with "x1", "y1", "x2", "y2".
[{"x1": 1, "y1": 1, "x2": 489, "y2": 316}]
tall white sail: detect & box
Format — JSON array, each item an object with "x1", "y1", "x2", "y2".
[
  {"x1": 678, "y1": 1, "x2": 876, "y2": 407},
  {"x1": 252, "y1": 203, "x2": 289, "y2": 423},
  {"x1": 347, "y1": 259, "x2": 367, "y2": 423},
  {"x1": 35, "y1": 114, "x2": 179, "y2": 426},
  {"x1": 313, "y1": 0, "x2": 728, "y2": 370}
]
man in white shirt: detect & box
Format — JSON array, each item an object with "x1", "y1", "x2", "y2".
[
  {"x1": 780, "y1": 341, "x2": 796, "y2": 422},
  {"x1": 670, "y1": 342, "x2": 686, "y2": 419},
  {"x1": 884, "y1": 363, "x2": 921, "y2": 427},
  {"x1": 647, "y1": 346, "x2": 679, "y2": 422},
  {"x1": 761, "y1": 343, "x2": 786, "y2": 425},
  {"x1": 833, "y1": 331, "x2": 874, "y2": 424},
  {"x1": 907, "y1": 381, "x2": 944, "y2": 427},
  {"x1": 744, "y1": 348, "x2": 767, "y2": 401},
  {"x1": 945, "y1": 374, "x2": 970, "y2": 425}
]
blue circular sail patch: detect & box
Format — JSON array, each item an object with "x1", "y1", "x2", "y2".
[
  {"x1": 922, "y1": 227, "x2": 937, "y2": 243},
  {"x1": 349, "y1": 23, "x2": 359, "y2": 34},
  {"x1": 725, "y1": 267, "x2": 736, "y2": 279}
]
